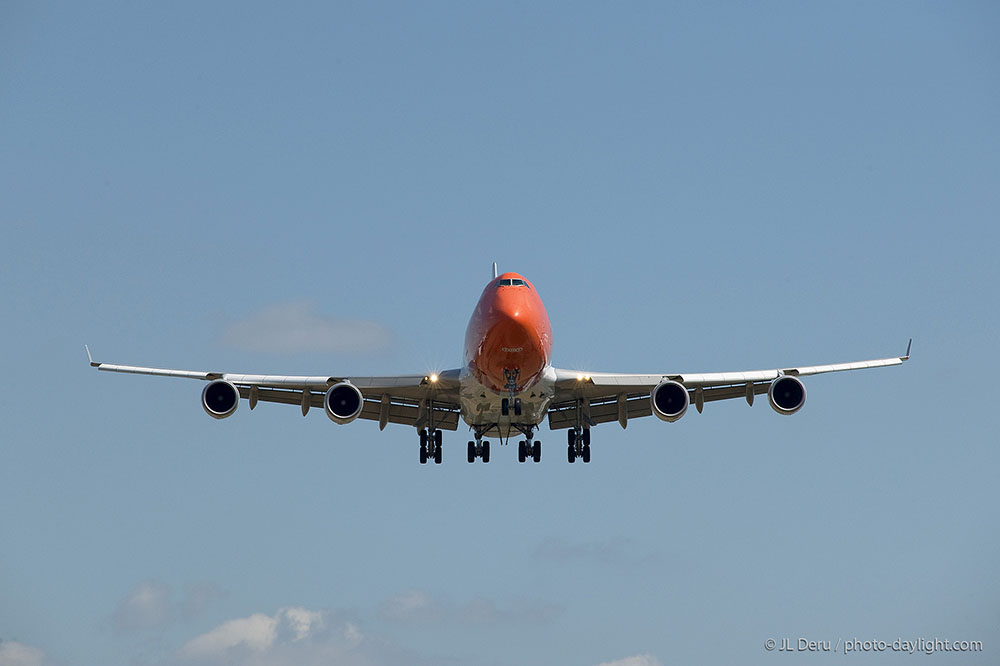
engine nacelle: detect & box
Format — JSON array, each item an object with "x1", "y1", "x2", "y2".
[
  {"x1": 768, "y1": 375, "x2": 806, "y2": 415},
  {"x1": 651, "y1": 380, "x2": 689, "y2": 422},
  {"x1": 324, "y1": 382, "x2": 364, "y2": 424},
  {"x1": 202, "y1": 380, "x2": 240, "y2": 419}
]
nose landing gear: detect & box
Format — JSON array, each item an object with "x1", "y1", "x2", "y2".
[{"x1": 500, "y1": 397, "x2": 522, "y2": 417}]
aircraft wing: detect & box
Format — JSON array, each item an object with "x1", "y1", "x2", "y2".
[
  {"x1": 546, "y1": 340, "x2": 911, "y2": 430},
  {"x1": 86, "y1": 347, "x2": 463, "y2": 430}
]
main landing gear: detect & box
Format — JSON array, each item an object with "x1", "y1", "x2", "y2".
[
  {"x1": 567, "y1": 428, "x2": 591, "y2": 463},
  {"x1": 419, "y1": 428, "x2": 443, "y2": 465},
  {"x1": 518, "y1": 439, "x2": 541, "y2": 463},
  {"x1": 467, "y1": 439, "x2": 491, "y2": 463}
]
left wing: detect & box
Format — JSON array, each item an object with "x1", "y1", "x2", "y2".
[
  {"x1": 86, "y1": 347, "x2": 462, "y2": 430},
  {"x1": 547, "y1": 340, "x2": 911, "y2": 430}
]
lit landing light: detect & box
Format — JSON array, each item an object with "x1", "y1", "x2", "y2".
[
  {"x1": 576, "y1": 373, "x2": 591, "y2": 381},
  {"x1": 429, "y1": 373, "x2": 439, "y2": 383}
]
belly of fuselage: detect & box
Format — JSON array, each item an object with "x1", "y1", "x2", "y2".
[{"x1": 458, "y1": 366, "x2": 556, "y2": 433}]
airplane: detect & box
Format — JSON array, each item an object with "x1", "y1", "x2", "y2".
[{"x1": 88, "y1": 264, "x2": 910, "y2": 464}]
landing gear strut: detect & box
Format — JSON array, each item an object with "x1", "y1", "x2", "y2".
[
  {"x1": 419, "y1": 428, "x2": 443, "y2": 464},
  {"x1": 567, "y1": 428, "x2": 591, "y2": 463}
]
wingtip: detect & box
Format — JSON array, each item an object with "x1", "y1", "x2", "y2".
[
  {"x1": 85, "y1": 344, "x2": 99, "y2": 367},
  {"x1": 903, "y1": 338, "x2": 912, "y2": 361}
]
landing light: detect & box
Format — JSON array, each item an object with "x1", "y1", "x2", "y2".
[{"x1": 429, "y1": 373, "x2": 439, "y2": 383}]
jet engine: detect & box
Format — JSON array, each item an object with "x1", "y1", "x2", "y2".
[
  {"x1": 768, "y1": 375, "x2": 806, "y2": 415},
  {"x1": 324, "y1": 382, "x2": 364, "y2": 424},
  {"x1": 651, "y1": 380, "x2": 689, "y2": 422},
  {"x1": 202, "y1": 380, "x2": 240, "y2": 419}
]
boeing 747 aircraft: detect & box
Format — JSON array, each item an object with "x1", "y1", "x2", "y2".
[{"x1": 89, "y1": 265, "x2": 910, "y2": 464}]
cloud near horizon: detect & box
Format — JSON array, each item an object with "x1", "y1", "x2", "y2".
[
  {"x1": 224, "y1": 302, "x2": 392, "y2": 354},
  {"x1": 596, "y1": 655, "x2": 663, "y2": 666},
  {"x1": 0, "y1": 641, "x2": 47, "y2": 666},
  {"x1": 175, "y1": 606, "x2": 376, "y2": 666}
]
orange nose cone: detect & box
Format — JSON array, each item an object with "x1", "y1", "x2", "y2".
[{"x1": 465, "y1": 273, "x2": 552, "y2": 392}]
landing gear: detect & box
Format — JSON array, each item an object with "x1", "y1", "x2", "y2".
[
  {"x1": 567, "y1": 428, "x2": 592, "y2": 464},
  {"x1": 419, "y1": 428, "x2": 443, "y2": 465},
  {"x1": 518, "y1": 439, "x2": 541, "y2": 463},
  {"x1": 467, "y1": 439, "x2": 490, "y2": 463},
  {"x1": 500, "y1": 397, "x2": 522, "y2": 417}
]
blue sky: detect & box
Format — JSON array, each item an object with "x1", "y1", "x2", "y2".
[{"x1": 1, "y1": 2, "x2": 998, "y2": 665}]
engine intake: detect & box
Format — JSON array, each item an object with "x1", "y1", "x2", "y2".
[
  {"x1": 651, "y1": 380, "x2": 689, "y2": 422},
  {"x1": 202, "y1": 380, "x2": 239, "y2": 419},
  {"x1": 768, "y1": 375, "x2": 806, "y2": 415},
  {"x1": 324, "y1": 382, "x2": 364, "y2": 424}
]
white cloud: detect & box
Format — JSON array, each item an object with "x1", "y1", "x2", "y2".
[
  {"x1": 179, "y1": 607, "x2": 328, "y2": 659},
  {"x1": 174, "y1": 606, "x2": 393, "y2": 666},
  {"x1": 0, "y1": 641, "x2": 46, "y2": 666},
  {"x1": 112, "y1": 580, "x2": 173, "y2": 633},
  {"x1": 224, "y1": 302, "x2": 392, "y2": 354},
  {"x1": 180, "y1": 612, "x2": 278, "y2": 657},
  {"x1": 596, "y1": 655, "x2": 663, "y2": 666}
]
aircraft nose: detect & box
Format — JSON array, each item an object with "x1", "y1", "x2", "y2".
[{"x1": 478, "y1": 292, "x2": 547, "y2": 391}]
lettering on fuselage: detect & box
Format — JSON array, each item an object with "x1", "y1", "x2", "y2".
[{"x1": 501, "y1": 347, "x2": 524, "y2": 353}]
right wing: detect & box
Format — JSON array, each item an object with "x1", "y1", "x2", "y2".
[
  {"x1": 87, "y1": 347, "x2": 463, "y2": 430},
  {"x1": 546, "y1": 340, "x2": 911, "y2": 430}
]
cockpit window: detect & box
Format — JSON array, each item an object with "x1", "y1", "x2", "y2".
[{"x1": 496, "y1": 278, "x2": 528, "y2": 287}]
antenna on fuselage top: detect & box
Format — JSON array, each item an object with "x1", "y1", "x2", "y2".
[{"x1": 492, "y1": 262, "x2": 498, "y2": 279}]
